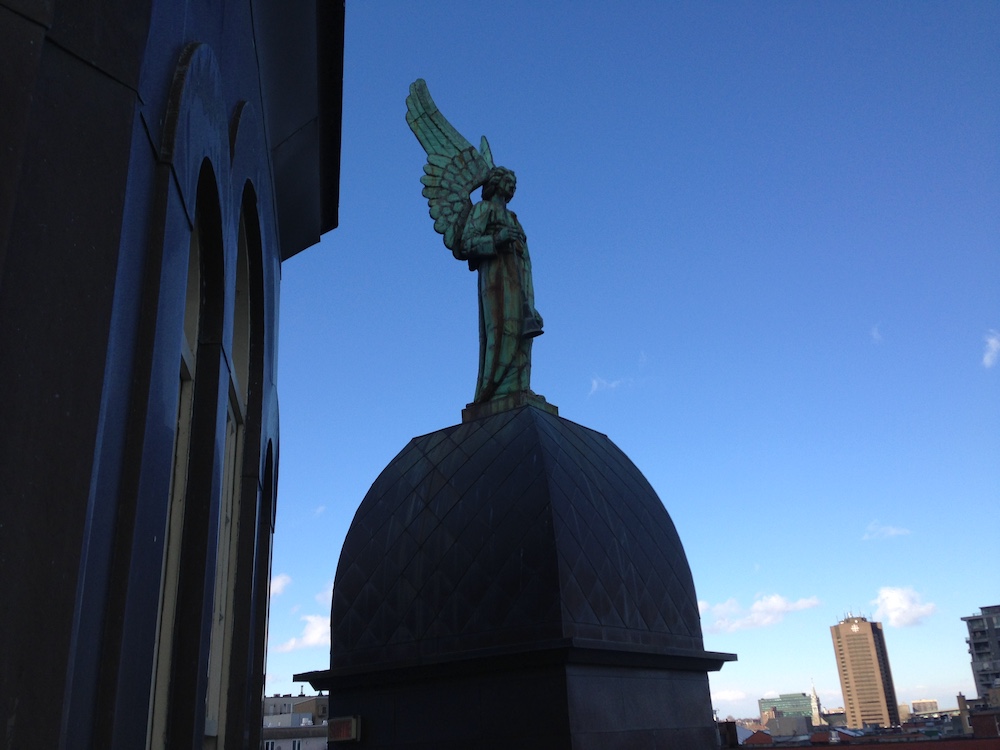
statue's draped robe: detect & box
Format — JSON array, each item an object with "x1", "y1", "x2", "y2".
[{"x1": 460, "y1": 200, "x2": 540, "y2": 402}]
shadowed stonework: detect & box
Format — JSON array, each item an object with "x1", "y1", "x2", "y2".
[
  {"x1": 0, "y1": 4, "x2": 344, "y2": 745},
  {"x1": 301, "y1": 406, "x2": 734, "y2": 748}
]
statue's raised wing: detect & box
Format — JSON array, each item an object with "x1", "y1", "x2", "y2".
[{"x1": 406, "y1": 79, "x2": 494, "y2": 252}]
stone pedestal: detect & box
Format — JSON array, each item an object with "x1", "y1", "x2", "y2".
[
  {"x1": 461, "y1": 389, "x2": 557, "y2": 422},
  {"x1": 299, "y1": 406, "x2": 734, "y2": 748}
]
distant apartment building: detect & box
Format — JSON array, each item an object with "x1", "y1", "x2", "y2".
[
  {"x1": 758, "y1": 688, "x2": 823, "y2": 727},
  {"x1": 758, "y1": 692, "x2": 813, "y2": 722},
  {"x1": 831, "y1": 615, "x2": 900, "y2": 728},
  {"x1": 912, "y1": 698, "x2": 939, "y2": 714},
  {"x1": 962, "y1": 605, "x2": 1000, "y2": 699},
  {"x1": 822, "y1": 707, "x2": 847, "y2": 726},
  {"x1": 262, "y1": 693, "x2": 329, "y2": 727},
  {"x1": 261, "y1": 725, "x2": 327, "y2": 750},
  {"x1": 262, "y1": 693, "x2": 329, "y2": 750}
]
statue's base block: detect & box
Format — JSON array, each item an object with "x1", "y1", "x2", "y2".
[
  {"x1": 462, "y1": 390, "x2": 557, "y2": 423},
  {"x1": 303, "y1": 644, "x2": 723, "y2": 749}
]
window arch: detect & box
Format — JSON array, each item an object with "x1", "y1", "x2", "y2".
[
  {"x1": 204, "y1": 180, "x2": 266, "y2": 747},
  {"x1": 151, "y1": 159, "x2": 229, "y2": 750},
  {"x1": 147, "y1": 178, "x2": 203, "y2": 748}
]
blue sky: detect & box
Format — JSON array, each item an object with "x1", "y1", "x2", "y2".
[{"x1": 265, "y1": 2, "x2": 999, "y2": 719}]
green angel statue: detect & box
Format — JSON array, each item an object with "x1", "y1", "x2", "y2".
[{"x1": 406, "y1": 79, "x2": 545, "y2": 408}]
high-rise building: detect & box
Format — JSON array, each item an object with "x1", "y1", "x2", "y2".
[
  {"x1": 962, "y1": 605, "x2": 1000, "y2": 698},
  {"x1": 831, "y1": 615, "x2": 900, "y2": 728}
]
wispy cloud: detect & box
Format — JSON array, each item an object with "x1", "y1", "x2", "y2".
[
  {"x1": 983, "y1": 330, "x2": 1000, "y2": 368},
  {"x1": 712, "y1": 689, "x2": 747, "y2": 702},
  {"x1": 315, "y1": 582, "x2": 333, "y2": 608},
  {"x1": 872, "y1": 586, "x2": 935, "y2": 627},
  {"x1": 588, "y1": 376, "x2": 623, "y2": 396},
  {"x1": 699, "y1": 594, "x2": 820, "y2": 633},
  {"x1": 274, "y1": 614, "x2": 330, "y2": 652},
  {"x1": 314, "y1": 505, "x2": 326, "y2": 517},
  {"x1": 871, "y1": 324, "x2": 883, "y2": 344},
  {"x1": 269, "y1": 573, "x2": 292, "y2": 596},
  {"x1": 863, "y1": 520, "x2": 910, "y2": 541}
]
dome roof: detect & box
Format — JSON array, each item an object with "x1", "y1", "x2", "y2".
[{"x1": 330, "y1": 406, "x2": 705, "y2": 670}]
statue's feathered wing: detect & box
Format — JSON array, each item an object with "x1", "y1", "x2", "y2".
[{"x1": 406, "y1": 79, "x2": 494, "y2": 253}]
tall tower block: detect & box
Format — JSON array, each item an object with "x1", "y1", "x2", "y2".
[
  {"x1": 961, "y1": 605, "x2": 1000, "y2": 698},
  {"x1": 831, "y1": 616, "x2": 900, "y2": 729}
]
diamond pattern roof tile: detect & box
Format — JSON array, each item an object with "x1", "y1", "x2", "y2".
[{"x1": 329, "y1": 407, "x2": 707, "y2": 669}]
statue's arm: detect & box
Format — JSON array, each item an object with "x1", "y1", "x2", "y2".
[
  {"x1": 461, "y1": 230, "x2": 499, "y2": 260},
  {"x1": 458, "y1": 204, "x2": 496, "y2": 260},
  {"x1": 459, "y1": 204, "x2": 524, "y2": 260}
]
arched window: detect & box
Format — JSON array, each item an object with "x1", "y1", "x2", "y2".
[
  {"x1": 243, "y1": 438, "x2": 276, "y2": 750},
  {"x1": 203, "y1": 183, "x2": 259, "y2": 747},
  {"x1": 148, "y1": 170, "x2": 205, "y2": 748},
  {"x1": 150, "y1": 160, "x2": 228, "y2": 750}
]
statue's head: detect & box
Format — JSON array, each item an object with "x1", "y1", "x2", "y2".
[{"x1": 483, "y1": 167, "x2": 516, "y2": 202}]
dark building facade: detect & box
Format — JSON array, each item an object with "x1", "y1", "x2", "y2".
[
  {"x1": 963, "y1": 605, "x2": 1000, "y2": 699},
  {"x1": 0, "y1": 2, "x2": 343, "y2": 748}
]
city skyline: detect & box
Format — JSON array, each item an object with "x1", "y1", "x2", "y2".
[{"x1": 264, "y1": 2, "x2": 999, "y2": 720}]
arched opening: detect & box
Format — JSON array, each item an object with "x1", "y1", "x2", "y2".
[
  {"x1": 223, "y1": 182, "x2": 272, "y2": 748},
  {"x1": 148, "y1": 168, "x2": 205, "y2": 748},
  {"x1": 204, "y1": 182, "x2": 263, "y2": 749},
  {"x1": 247, "y1": 440, "x2": 276, "y2": 750},
  {"x1": 149, "y1": 159, "x2": 227, "y2": 750}
]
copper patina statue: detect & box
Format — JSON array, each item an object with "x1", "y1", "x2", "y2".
[{"x1": 406, "y1": 80, "x2": 550, "y2": 416}]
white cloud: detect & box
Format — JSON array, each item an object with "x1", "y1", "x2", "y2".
[
  {"x1": 983, "y1": 330, "x2": 1000, "y2": 368},
  {"x1": 314, "y1": 505, "x2": 326, "y2": 516},
  {"x1": 862, "y1": 520, "x2": 910, "y2": 541},
  {"x1": 269, "y1": 573, "x2": 292, "y2": 596},
  {"x1": 872, "y1": 586, "x2": 935, "y2": 627},
  {"x1": 588, "y1": 376, "x2": 623, "y2": 396},
  {"x1": 274, "y1": 614, "x2": 330, "y2": 652},
  {"x1": 712, "y1": 689, "x2": 747, "y2": 702},
  {"x1": 701, "y1": 594, "x2": 820, "y2": 633},
  {"x1": 871, "y1": 324, "x2": 883, "y2": 344},
  {"x1": 315, "y1": 582, "x2": 334, "y2": 608},
  {"x1": 712, "y1": 598, "x2": 742, "y2": 619}
]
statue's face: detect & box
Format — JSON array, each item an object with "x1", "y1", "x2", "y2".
[
  {"x1": 485, "y1": 168, "x2": 516, "y2": 201},
  {"x1": 499, "y1": 172, "x2": 516, "y2": 200}
]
